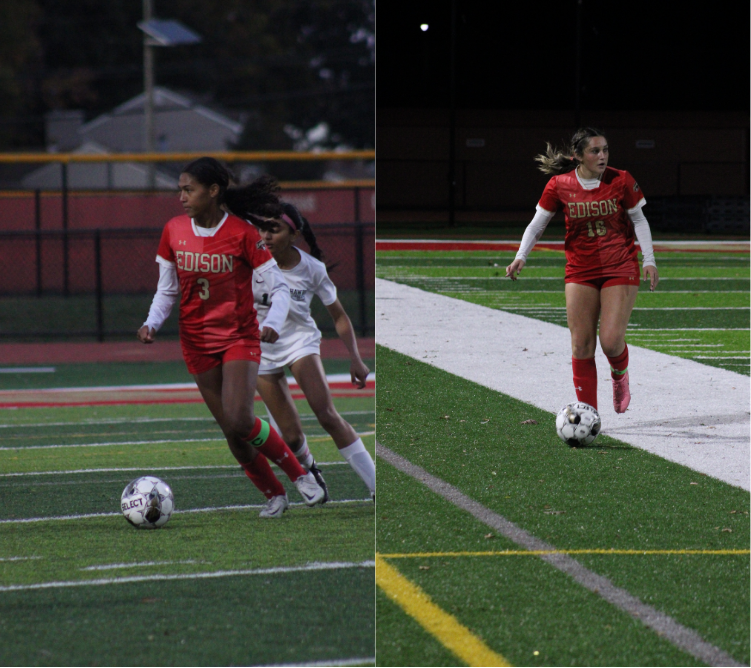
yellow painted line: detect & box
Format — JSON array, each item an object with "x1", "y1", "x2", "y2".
[
  {"x1": 380, "y1": 549, "x2": 749, "y2": 558},
  {"x1": 376, "y1": 554, "x2": 511, "y2": 667},
  {"x1": 0, "y1": 150, "x2": 374, "y2": 164}
]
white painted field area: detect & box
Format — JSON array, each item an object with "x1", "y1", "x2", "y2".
[{"x1": 376, "y1": 278, "x2": 750, "y2": 490}]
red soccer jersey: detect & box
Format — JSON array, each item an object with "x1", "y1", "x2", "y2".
[
  {"x1": 538, "y1": 167, "x2": 645, "y2": 280},
  {"x1": 156, "y1": 213, "x2": 273, "y2": 353}
]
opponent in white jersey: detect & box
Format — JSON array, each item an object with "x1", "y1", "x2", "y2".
[{"x1": 250, "y1": 203, "x2": 375, "y2": 499}]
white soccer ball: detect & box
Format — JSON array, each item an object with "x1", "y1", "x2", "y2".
[
  {"x1": 121, "y1": 476, "x2": 174, "y2": 529},
  {"x1": 556, "y1": 402, "x2": 601, "y2": 446}
]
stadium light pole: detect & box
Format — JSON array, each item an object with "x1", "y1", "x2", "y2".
[
  {"x1": 448, "y1": 0, "x2": 457, "y2": 227},
  {"x1": 575, "y1": 0, "x2": 582, "y2": 128},
  {"x1": 138, "y1": 0, "x2": 201, "y2": 188}
]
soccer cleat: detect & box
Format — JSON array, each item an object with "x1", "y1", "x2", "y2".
[
  {"x1": 293, "y1": 471, "x2": 326, "y2": 507},
  {"x1": 612, "y1": 370, "x2": 631, "y2": 413},
  {"x1": 259, "y1": 494, "x2": 289, "y2": 518},
  {"x1": 308, "y1": 461, "x2": 330, "y2": 503}
]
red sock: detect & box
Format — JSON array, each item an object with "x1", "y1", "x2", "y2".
[
  {"x1": 607, "y1": 344, "x2": 629, "y2": 380},
  {"x1": 241, "y1": 454, "x2": 286, "y2": 499},
  {"x1": 246, "y1": 417, "x2": 306, "y2": 482},
  {"x1": 571, "y1": 356, "x2": 598, "y2": 410}
]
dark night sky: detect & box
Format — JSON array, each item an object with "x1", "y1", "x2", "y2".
[{"x1": 377, "y1": 0, "x2": 750, "y2": 111}]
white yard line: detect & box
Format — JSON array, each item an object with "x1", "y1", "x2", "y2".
[
  {"x1": 0, "y1": 560, "x2": 375, "y2": 592},
  {"x1": 0, "y1": 498, "x2": 372, "y2": 525},
  {"x1": 0, "y1": 411, "x2": 374, "y2": 429},
  {"x1": 0, "y1": 462, "x2": 351, "y2": 478},
  {"x1": 376, "y1": 278, "x2": 749, "y2": 490},
  {"x1": 80, "y1": 560, "x2": 205, "y2": 571}
]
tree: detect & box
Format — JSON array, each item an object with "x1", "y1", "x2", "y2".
[{"x1": 5, "y1": 0, "x2": 374, "y2": 163}]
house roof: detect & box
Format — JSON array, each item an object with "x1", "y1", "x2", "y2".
[{"x1": 76, "y1": 86, "x2": 244, "y2": 153}]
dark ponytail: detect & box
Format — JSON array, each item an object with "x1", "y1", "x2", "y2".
[
  {"x1": 181, "y1": 157, "x2": 283, "y2": 227},
  {"x1": 281, "y1": 202, "x2": 325, "y2": 262},
  {"x1": 224, "y1": 175, "x2": 283, "y2": 226}
]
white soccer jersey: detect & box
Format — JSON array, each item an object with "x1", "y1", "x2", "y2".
[{"x1": 254, "y1": 249, "x2": 338, "y2": 369}]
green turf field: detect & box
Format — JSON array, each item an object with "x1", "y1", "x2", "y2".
[
  {"x1": 376, "y1": 250, "x2": 750, "y2": 375},
  {"x1": 375, "y1": 246, "x2": 749, "y2": 666},
  {"x1": 375, "y1": 345, "x2": 749, "y2": 667},
  {"x1": 0, "y1": 361, "x2": 375, "y2": 666}
]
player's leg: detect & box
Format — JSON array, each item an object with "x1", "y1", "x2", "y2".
[
  {"x1": 599, "y1": 283, "x2": 639, "y2": 413},
  {"x1": 222, "y1": 359, "x2": 324, "y2": 507},
  {"x1": 290, "y1": 354, "x2": 375, "y2": 495},
  {"x1": 565, "y1": 282, "x2": 601, "y2": 409},
  {"x1": 192, "y1": 364, "x2": 287, "y2": 513},
  {"x1": 256, "y1": 371, "x2": 328, "y2": 500},
  {"x1": 256, "y1": 372, "x2": 310, "y2": 464}
]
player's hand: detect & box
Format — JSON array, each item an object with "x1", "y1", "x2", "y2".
[
  {"x1": 260, "y1": 326, "x2": 279, "y2": 343},
  {"x1": 643, "y1": 265, "x2": 659, "y2": 292},
  {"x1": 505, "y1": 259, "x2": 525, "y2": 280},
  {"x1": 137, "y1": 325, "x2": 156, "y2": 343},
  {"x1": 350, "y1": 359, "x2": 370, "y2": 389}
]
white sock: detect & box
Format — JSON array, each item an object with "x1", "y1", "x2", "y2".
[
  {"x1": 292, "y1": 435, "x2": 314, "y2": 470},
  {"x1": 338, "y1": 438, "x2": 375, "y2": 494}
]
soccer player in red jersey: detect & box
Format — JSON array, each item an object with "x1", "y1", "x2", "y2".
[
  {"x1": 506, "y1": 128, "x2": 659, "y2": 414},
  {"x1": 137, "y1": 157, "x2": 325, "y2": 517}
]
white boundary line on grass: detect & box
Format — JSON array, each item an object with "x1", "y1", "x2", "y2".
[
  {"x1": 0, "y1": 498, "x2": 372, "y2": 524},
  {"x1": 376, "y1": 278, "x2": 750, "y2": 490},
  {"x1": 0, "y1": 463, "x2": 351, "y2": 478},
  {"x1": 0, "y1": 373, "x2": 375, "y2": 395},
  {"x1": 377, "y1": 442, "x2": 745, "y2": 668},
  {"x1": 0, "y1": 430, "x2": 375, "y2": 452},
  {"x1": 0, "y1": 560, "x2": 376, "y2": 593},
  {"x1": 0, "y1": 411, "x2": 375, "y2": 429}
]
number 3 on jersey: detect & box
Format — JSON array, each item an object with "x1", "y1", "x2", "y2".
[{"x1": 197, "y1": 278, "x2": 210, "y2": 300}]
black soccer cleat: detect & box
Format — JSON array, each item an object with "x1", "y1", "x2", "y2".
[{"x1": 309, "y1": 461, "x2": 330, "y2": 504}]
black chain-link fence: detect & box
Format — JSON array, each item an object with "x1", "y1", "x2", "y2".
[{"x1": 0, "y1": 223, "x2": 373, "y2": 342}]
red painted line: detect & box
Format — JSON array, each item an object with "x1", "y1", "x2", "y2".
[
  {"x1": 376, "y1": 241, "x2": 548, "y2": 252},
  {"x1": 0, "y1": 399, "x2": 206, "y2": 409},
  {"x1": 376, "y1": 240, "x2": 749, "y2": 254},
  {"x1": 0, "y1": 389, "x2": 374, "y2": 409}
]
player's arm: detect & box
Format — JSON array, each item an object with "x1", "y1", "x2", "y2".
[
  {"x1": 138, "y1": 257, "x2": 179, "y2": 343},
  {"x1": 325, "y1": 299, "x2": 369, "y2": 389},
  {"x1": 255, "y1": 259, "x2": 289, "y2": 343},
  {"x1": 627, "y1": 204, "x2": 659, "y2": 292},
  {"x1": 506, "y1": 206, "x2": 555, "y2": 279}
]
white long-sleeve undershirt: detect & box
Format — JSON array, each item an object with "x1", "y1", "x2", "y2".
[
  {"x1": 514, "y1": 202, "x2": 656, "y2": 268},
  {"x1": 143, "y1": 257, "x2": 291, "y2": 335}
]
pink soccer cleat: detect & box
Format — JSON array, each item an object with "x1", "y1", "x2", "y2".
[{"x1": 612, "y1": 371, "x2": 631, "y2": 413}]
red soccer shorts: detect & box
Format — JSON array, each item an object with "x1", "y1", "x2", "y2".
[
  {"x1": 565, "y1": 275, "x2": 639, "y2": 290},
  {"x1": 181, "y1": 341, "x2": 261, "y2": 376}
]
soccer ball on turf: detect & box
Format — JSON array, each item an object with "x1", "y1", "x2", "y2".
[
  {"x1": 121, "y1": 476, "x2": 174, "y2": 529},
  {"x1": 556, "y1": 402, "x2": 601, "y2": 446}
]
